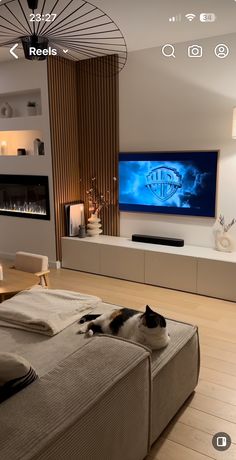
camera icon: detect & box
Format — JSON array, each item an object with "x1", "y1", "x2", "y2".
[{"x1": 188, "y1": 45, "x2": 203, "y2": 58}]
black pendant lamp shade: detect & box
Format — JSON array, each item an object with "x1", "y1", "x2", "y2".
[
  {"x1": 21, "y1": 35, "x2": 49, "y2": 60},
  {"x1": 0, "y1": 0, "x2": 127, "y2": 72},
  {"x1": 23, "y1": 0, "x2": 47, "y2": 61},
  {"x1": 27, "y1": 0, "x2": 39, "y2": 9}
]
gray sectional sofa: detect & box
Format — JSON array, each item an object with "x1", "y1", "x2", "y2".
[{"x1": 0, "y1": 299, "x2": 200, "y2": 460}]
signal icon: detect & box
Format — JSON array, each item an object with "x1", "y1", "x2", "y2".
[
  {"x1": 185, "y1": 13, "x2": 196, "y2": 22},
  {"x1": 169, "y1": 14, "x2": 181, "y2": 22}
]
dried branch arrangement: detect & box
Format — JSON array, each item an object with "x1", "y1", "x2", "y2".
[
  {"x1": 218, "y1": 214, "x2": 236, "y2": 233},
  {"x1": 86, "y1": 177, "x2": 117, "y2": 215}
]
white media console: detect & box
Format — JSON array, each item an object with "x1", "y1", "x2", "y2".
[{"x1": 61, "y1": 236, "x2": 236, "y2": 302}]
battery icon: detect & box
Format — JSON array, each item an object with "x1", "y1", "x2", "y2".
[{"x1": 200, "y1": 13, "x2": 216, "y2": 22}]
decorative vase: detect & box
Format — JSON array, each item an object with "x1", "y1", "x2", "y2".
[
  {"x1": 215, "y1": 230, "x2": 234, "y2": 253},
  {"x1": 87, "y1": 213, "x2": 102, "y2": 237},
  {"x1": 0, "y1": 102, "x2": 13, "y2": 118},
  {"x1": 34, "y1": 138, "x2": 45, "y2": 155}
]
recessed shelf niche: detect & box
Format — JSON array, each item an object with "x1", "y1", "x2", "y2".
[
  {"x1": 0, "y1": 89, "x2": 42, "y2": 119},
  {"x1": 0, "y1": 130, "x2": 44, "y2": 156}
]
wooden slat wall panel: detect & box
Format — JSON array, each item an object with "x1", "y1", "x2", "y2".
[
  {"x1": 77, "y1": 55, "x2": 119, "y2": 236},
  {"x1": 47, "y1": 57, "x2": 80, "y2": 260}
]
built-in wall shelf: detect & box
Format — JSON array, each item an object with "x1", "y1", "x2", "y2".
[
  {"x1": 0, "y1": 89, "x2": 42, "y2": 119},
  {"x1": 0, "y1": 156, "x2": 46, "y2": 162},
  {"x1": 62, "y1": 236, "x2": 236, "y2": 302},
  {"x1": 0, "y1": 129, "x2": 44, "y2": 156}
]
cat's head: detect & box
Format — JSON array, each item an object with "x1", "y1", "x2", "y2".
[{"x1": 140, "y1": 305, "x2": 166, "y2": 329}]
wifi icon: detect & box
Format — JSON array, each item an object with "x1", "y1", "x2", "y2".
[{"x1": 185, "y1": 13, "x2": 196, "y2": 22}]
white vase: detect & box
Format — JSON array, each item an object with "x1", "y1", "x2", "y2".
[
  {"x1": 215, "y1": 230, "x2": 234, "y2": 253},
  {"x1": 0, "y1": 102, "x2": 13, "y2": 118},
  {"x1": 87, "y1": 213, "x2": 102, "y2": 237}
]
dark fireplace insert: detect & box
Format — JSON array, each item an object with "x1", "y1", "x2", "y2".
[{"x1": 0, "y1": 175, "x2": 50, "y2": 220}]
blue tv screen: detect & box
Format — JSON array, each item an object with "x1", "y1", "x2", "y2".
[{"x1": 119, "y1": 151, "x2": 218, "y2": 217}]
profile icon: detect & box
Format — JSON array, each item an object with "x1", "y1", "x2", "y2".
[{"x1": 214, "y1": 44, "x2": 229, "y2": 59}]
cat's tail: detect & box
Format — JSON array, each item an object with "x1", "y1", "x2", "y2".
[{"x1": 78, "y1": 313, "x2": 102, "y2": 324}]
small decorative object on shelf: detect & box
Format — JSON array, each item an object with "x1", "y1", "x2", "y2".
[
  {"x1": 65, "y1": 202, "x2": 85, "y2": 236},
  {"x1": 17, "y1": 148, "x2": 27, "y2": 156},
  {"x1": 78, "y1": 225, "x2": 86, "y2": 238},
  {"x1": 215, "y1": 214, "x2": 236, "y2": 252},
  {"x1": 0, "y1": 141, "x2": 7, "y2": 155},
  {"x1": 0, "y1": 102, "x2": 13, "y2": 118},
  {"x1": 86, "y1": 176, "x2": 117, "y2": 237},
  {"x1": 87, "y1": 214, "x2": 102, "y2": 237},
  {"x1": 33, "y1": 138, "x2": 45, "y2": 155},
  {"x1": 27, "y1": 101, "x2": 37, "y2": 116},
  {"x1": 0, "y1": 264, "x2": 3, "y2": 281}
]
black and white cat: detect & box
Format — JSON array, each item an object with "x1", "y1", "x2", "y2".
[{"x1": 79, "y1": 305, "x2": 170, "y2": 350}]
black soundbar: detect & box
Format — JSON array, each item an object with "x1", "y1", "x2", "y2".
[{"x1": 132, "y1": 234, "x2": 184, "y2": 247}]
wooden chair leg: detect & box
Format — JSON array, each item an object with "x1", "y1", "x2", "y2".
[
  {"x1": 43, "y1": 274, "x2": 48, "y2": 287},
  {"x1": 39, "y1": 274, "x2": 49, "y2": 288}
]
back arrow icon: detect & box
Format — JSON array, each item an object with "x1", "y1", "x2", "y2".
[{"x1": 10, "y1": 44, "x2": 19, "y2": 59}]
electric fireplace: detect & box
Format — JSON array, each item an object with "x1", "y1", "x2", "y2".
[{"x1": 0, "y1": 175, "x2": 50, "y2": 220}]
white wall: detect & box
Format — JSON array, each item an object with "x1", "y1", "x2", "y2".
[
  {"x1": 0, "y1": 60, "x2": 57, "y2": 264},
  {"x1": 119, "y1": 33, "x2": 236, "y2": 247}
]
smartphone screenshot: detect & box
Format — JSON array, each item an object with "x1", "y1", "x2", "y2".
[{"x1": 0, "y1": 1, "x2": 235, "y2": 459}]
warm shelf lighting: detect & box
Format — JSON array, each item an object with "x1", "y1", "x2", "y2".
[{"x1": 232, "y1": 107, "x2": 236, "y2": 139}]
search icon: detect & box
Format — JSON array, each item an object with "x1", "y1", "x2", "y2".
[{"x1": 162, "y1": 44, "x2": 176, "y2": 58}]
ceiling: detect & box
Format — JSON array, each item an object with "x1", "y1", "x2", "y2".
[{"x1": 0, "y1": 0, "x2": 236, "y2": 62}]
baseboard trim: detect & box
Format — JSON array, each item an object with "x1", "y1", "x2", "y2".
[
  {"x1": 53, "y1": 260, "x2": 61, "y2": 269},
  {"x1": 0, "y1": 251, "x2": 14, "y2": 261}
]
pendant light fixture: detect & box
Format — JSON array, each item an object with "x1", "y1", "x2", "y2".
[{"x1": 0, "y1": 0, "x2": 127, "y2": 73}]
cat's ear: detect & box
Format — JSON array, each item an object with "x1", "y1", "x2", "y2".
[
  {"x1": 145, "y1": 305, "x2": 152, "y2": 315},
  {"x1": 159, "y1": 315, "x2": 166, "y2": 328}
]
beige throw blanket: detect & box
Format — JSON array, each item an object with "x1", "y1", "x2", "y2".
[{"x1": 0, "y1": 287, "x2": 101, "y2": 336}]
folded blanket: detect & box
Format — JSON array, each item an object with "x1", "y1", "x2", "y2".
[{"x1": 0, "y1": 287, "x2": 101, "y2": 336}]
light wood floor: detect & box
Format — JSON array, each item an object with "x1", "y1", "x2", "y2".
[{"x1": 49, "y1": 268, "x2": 236, "y2": 460}]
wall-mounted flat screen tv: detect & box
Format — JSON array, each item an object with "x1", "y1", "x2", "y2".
[{"x1": 119, "y1": 151, "x2": 218, "y2": 217}]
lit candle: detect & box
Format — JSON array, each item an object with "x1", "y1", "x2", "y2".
[
  {"x1": 0, "y1": 264, "x2": 3, "y2": 281},
  {"x1": 80, "y1": 204, "x2": 85, "y2": 226},
  {"x1": 0, "y1": 141, "x2": 7, "y2": 155}
]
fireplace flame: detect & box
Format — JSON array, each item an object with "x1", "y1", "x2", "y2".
[{"x1": 0, "y1": 201, "x2": 46, "y2": 216}]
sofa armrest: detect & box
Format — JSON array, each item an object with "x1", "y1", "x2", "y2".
[{"x1": 0, "y1": 336, "x2": 151, "y2": 460}]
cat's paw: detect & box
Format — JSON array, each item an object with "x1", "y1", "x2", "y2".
[{"x1": 77, "y1": 324, "x2": 87, "y2": 334}]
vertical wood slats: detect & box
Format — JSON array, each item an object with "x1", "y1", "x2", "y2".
[
  {"x1": 77, "y1": 55, "x2": 120, "y2": 236},
  {"x1": 47, "y1": 57, "x2": 80, "y2": 260},
  {"x1": 47, "y1": 54, "x2": 119, "y2": 260}
]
